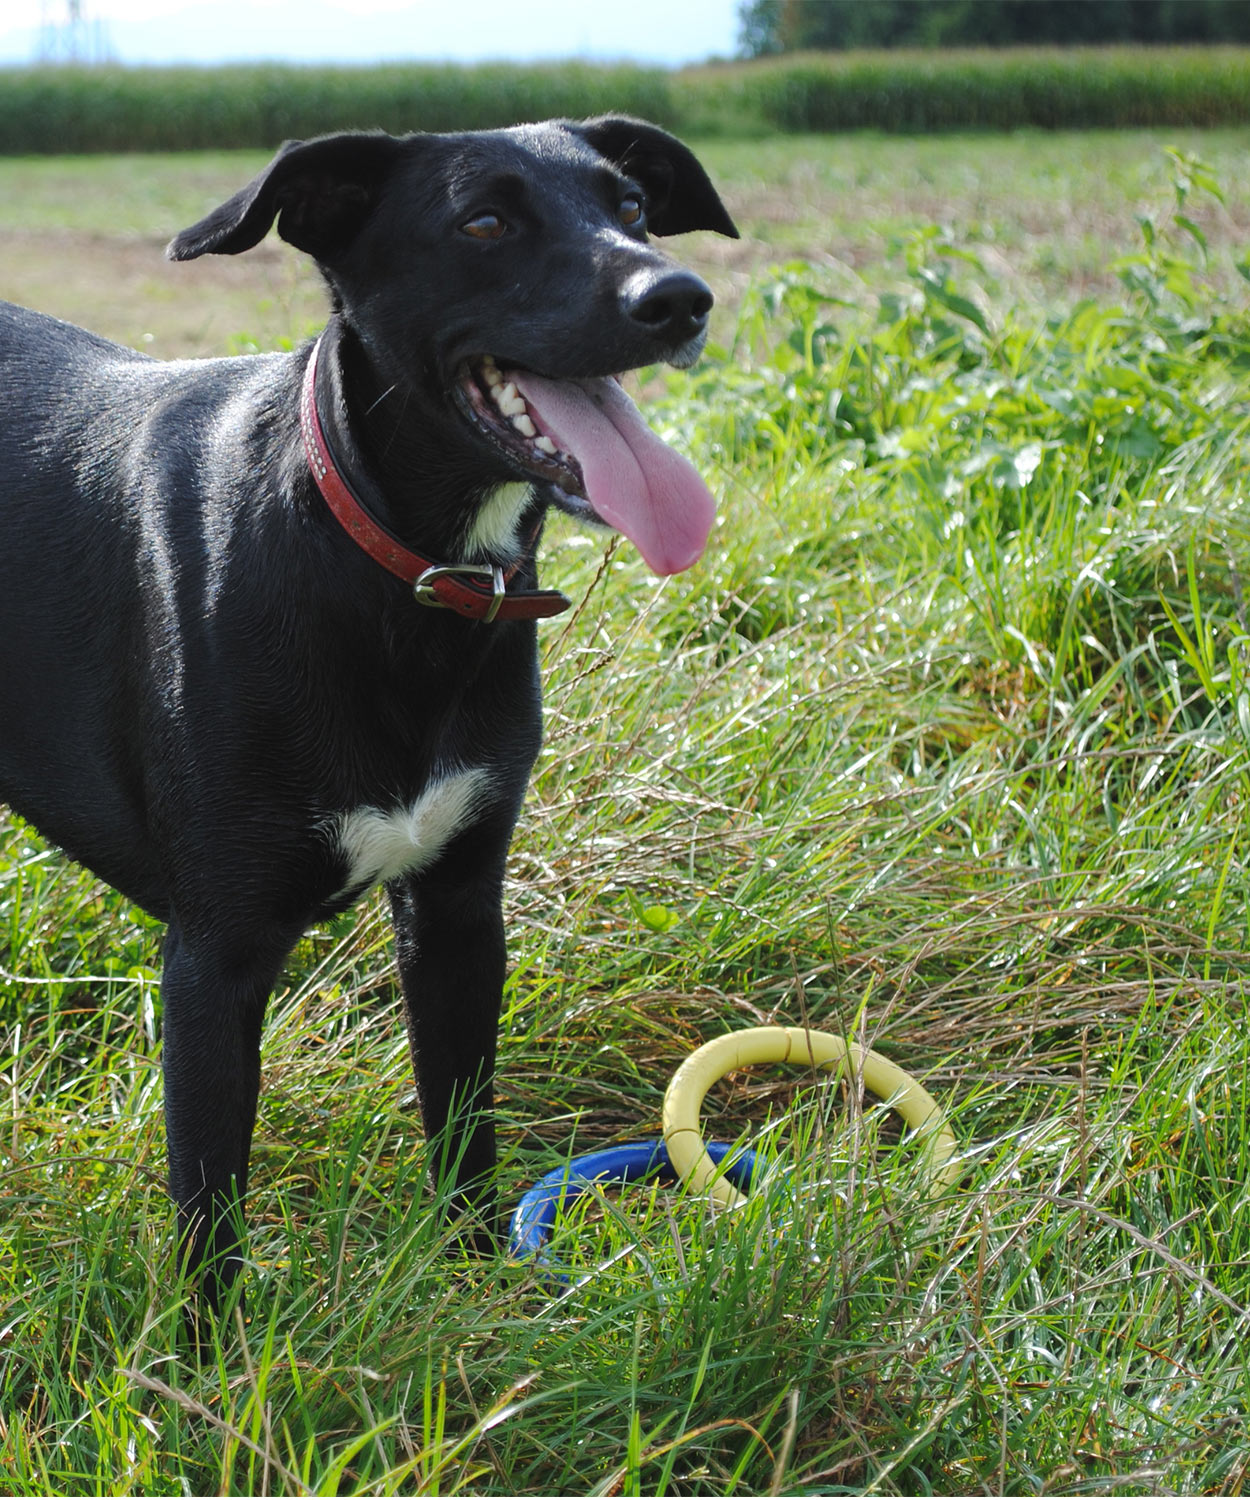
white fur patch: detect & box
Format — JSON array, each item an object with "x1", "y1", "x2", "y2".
[
  {"x1": 333, "y1": 768, "x2": 492, "y2": 892},
  {"x1": 463, "y1": 481, "x2": 531, "y2": 562}
]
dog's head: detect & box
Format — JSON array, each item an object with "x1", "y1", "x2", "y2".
[{"x1": 169, "y1": 118, "x2": 739, "y2": 575}]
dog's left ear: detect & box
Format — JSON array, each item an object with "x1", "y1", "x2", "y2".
[
  {"x1": 567, "y1": 116, "x2": 739, "y2": 240},
  {"x1": 167, "y1": 132, "x2": 408, "y2": 262}
]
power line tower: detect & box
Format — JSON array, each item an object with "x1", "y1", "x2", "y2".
[{"x1": 37, "y1": 0, "x2": 113, "y2": 64}]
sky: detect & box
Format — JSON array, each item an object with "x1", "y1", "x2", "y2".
[{"x1": 0, "y1": 0, "x2": 744, "y2": 67}]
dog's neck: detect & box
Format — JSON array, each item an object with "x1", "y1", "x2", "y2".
[
  {"x1": 312, "y1": 316, "x2": 527, "y2": 561},
  {"x1": 302, "y1": 317, "x2": 569, "y2": 622}
]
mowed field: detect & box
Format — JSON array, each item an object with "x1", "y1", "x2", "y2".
[
  {"x1": 4, "y1": 129, "x2": 1250, "y2": 353},
  {"x1": 3, "y1": 125, "x2": 1250, "y2": 1495}
]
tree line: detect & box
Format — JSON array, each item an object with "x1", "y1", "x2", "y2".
[{"x1": 740, "y1": 0, "x2": 1250, "y2": 54}]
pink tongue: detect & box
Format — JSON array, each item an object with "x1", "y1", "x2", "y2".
[{"x1": 509, "y1": 371, "x2": 715, "y2": 576}]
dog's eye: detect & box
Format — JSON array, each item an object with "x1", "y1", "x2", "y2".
[
  {"x1": 618, "y1": 195, "x2": 645, "y2": 228},
  {"x1": 462, "y1": 213, "x2": 506, "y2": 240}
]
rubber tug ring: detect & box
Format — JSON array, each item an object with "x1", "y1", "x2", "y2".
[
  {"x1": 508, "y1": 1139, "x2": 758, "y2": 1263},
  {"x1": 663, "y1": 1025, "x2": 960, "y2": 1209},
  {"x1": 507, "y1": 1025, "x2": 958, "y2": 1262}
]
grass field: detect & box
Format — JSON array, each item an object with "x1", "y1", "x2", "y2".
[{"x1": 3, "y1": 131, "x2": 1250, "y2": 1493}]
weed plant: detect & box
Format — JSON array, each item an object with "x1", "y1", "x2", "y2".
[{"x1": 2, "y1": 152, "x2": 1250, "y2": 1493}]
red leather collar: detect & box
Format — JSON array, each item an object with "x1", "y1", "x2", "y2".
[{"x1": 300, "y1": 334, "x2": 570, "y2": 622}]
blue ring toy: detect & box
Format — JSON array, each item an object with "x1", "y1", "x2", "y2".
[{"x1": 508, "y1": 1138, "x2": 759, "y2": 1262}]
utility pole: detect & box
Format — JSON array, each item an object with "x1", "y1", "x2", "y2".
[{"x1": 37, "y1": 0, "x2": 113, "y2": 64}]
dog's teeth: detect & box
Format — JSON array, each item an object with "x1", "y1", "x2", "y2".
[{"x1": 474, "y1": 367, "x2": 556, "y2": 457}]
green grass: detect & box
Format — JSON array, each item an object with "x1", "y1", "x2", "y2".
[{"x1": 4, "y1": 143, "x2": 1250, "y2": 1493}]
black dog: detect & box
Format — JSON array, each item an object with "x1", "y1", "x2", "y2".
[{"x1": 0, "y1": 117, "x2": 737, "y2": 1306}]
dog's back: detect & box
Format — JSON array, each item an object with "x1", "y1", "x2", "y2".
[{"x1": 0, "y1": 303, "x2": 305, "y2": 911}]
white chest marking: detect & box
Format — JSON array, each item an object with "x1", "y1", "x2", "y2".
[
  {"x1": 334, "y1": 768, "x2": 492, "y2": 892},
  {"x1": 464, "y1": 481, "x2": 531, "y2": 562}
]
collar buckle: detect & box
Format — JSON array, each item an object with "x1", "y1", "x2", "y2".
[{"x1": 413, "y1": 562, "x2": 506, "y2": 622}]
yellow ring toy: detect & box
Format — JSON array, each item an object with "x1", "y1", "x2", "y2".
[{"x1": 662, "y1": 1026, "x2": 959, "y2": 1208}]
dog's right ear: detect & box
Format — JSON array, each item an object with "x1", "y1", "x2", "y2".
[{"x1": 167, "y1": 133, "x2": 407, "y2": 262}]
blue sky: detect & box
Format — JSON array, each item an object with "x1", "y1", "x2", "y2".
[{"x1": 1, "y1": 0, "x2": 745, "y2": 66}]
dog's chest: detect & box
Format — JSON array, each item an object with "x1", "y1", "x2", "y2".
[{"x1": 331, "y1": 767, "x2": 492, "y2": 893}]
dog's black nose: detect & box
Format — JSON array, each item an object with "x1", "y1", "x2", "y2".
[{"x1": 623, "y1": 270, "x2": 714, "y2": 344}]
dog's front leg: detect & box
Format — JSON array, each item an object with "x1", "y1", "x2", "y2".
[
  {"x1": 160, "y1": 921, "x2": 287, "y2": 1309},
  {"x1": 388, "y1": 856, "x2": 506, "y2": 1248}
]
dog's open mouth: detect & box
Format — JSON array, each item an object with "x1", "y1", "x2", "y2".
[{"x1": 456, "y1": 355, "x2": 716, "y2": 576}]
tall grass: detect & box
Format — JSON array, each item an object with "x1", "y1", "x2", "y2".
[
  {"x1": 2, "y1": 149, "x2": 1250, "y2": 1492},
  {"x1": 681, "y1": 44, "x2": 1250, "y2": 133},
  {"x1": 0, "y1": 61, "x2": 676, "y2": 154},
  {"x1": 3, "y1": 47, "x2": 1250, "y2": 154}
]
